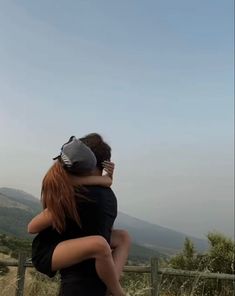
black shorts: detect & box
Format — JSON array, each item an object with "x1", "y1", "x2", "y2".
[{"x1": 32, "y1": 236, "x2": 58, "y2": 277}]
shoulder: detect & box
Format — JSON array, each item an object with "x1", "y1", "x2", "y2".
[
  {"x1": 84, "y1": 186, "x2": 117, "y2": 205},
  {"x1": 85, "y1": 186, "x2": 115, "y2": 196}
]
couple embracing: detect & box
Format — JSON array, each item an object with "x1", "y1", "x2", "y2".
[{"x1": 28, "y1": 133, "x2": 131, "y2": 296}]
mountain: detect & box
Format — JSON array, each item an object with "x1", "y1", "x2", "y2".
[
  {"x1": 115, "y1": 212, "x2": 208, "y2": 255},
  {"x1": 0, "y1": 188, "x2": 41, "y2": 213},
  {"x1": 0, "y1": 188, "x2": 162, "y2": 260},
  {"x1": 0, "y1": 187, "x2": 208, "y2": 258},
  {"x1": 0, "y1": 188, "x2": 41, "y2": 238}
]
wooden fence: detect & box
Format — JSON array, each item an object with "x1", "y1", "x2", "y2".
[{"x1": 1, "y1": 252, "x2": 235, "y2": 296}]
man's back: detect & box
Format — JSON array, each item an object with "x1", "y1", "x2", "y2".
[{"x1": 60, "y1": 185, "x2": 117, "y2": 296}]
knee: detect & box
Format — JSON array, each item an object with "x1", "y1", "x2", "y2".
[
  {"x1": 93, "y1": 236, "x2": 111, "y2": 258},
  {"x1": 116, "y1": 229, "x2": 132, "y2": 247}
]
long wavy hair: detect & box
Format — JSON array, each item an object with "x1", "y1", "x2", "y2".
[{"x1": 41, "y1": 160, "x2": 81, "y2": 233}]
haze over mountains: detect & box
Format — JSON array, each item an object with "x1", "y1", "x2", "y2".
[
  {"x1": 115, "y1": 212, "x2": 208, "y2": 254},
  {"x1": 0, "y1": 187, "x2": 208, "y2": 257}
]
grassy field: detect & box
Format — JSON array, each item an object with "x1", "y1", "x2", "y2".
[
  {"x1": 0, "y1": 249, "x2": 234, "y2": 296},
  {"x1": 0, "y1": 267, "x2": 60, "y2": 296},
  {"x1": 2, "y1": 269, "x2": 150, "y2": 296},
  {"x1": 0, "y1": 267, "x2": 234, "y2": 296}
]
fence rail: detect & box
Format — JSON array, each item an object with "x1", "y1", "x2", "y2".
[{"x1": 1, "y1": 253, "x2": 235, "y2": 296}]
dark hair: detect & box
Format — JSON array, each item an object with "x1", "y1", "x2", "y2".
[
  {"x1": 41, "y1": 161, "x2": 81, "y2": 233},
  {"x1": 79, "y1": 133, "x2": 111, "y2": 170}
]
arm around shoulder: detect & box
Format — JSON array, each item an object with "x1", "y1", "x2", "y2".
[
  {"x1": 70, "y1": 175, "x2": 113, "y2": 187},
  {"x1": 27, "y1": 209, "x2": 53, "y2": 234}
]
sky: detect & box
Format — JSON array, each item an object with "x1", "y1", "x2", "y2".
[{"x1": 0, "y1": 0, "x2": 234, "y2": 239}]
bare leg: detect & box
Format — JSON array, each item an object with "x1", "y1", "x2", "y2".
[
  {"x1": 111, "y1": 229, "x2": 131, "y2": 279},
  {"x1": 52, "y1": 235, "x2": 124, "y2": 296}
]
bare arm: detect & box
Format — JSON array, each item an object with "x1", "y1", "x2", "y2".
[
  {"x1": 70, "y1": 161, "x2": 115, "y2": 187},
  {"x1": 27, "y1": 209, "x2": 53, "y2": 234},
  {"x1": 28, "y1": 162, "x2": 115, "y2": 234},
  {"x1": 70, "y1": 174, "x2": 112, "y2": 187}
]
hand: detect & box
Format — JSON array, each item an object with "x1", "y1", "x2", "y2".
[{"x1": 102, "y1": 161, "x2": 115, "y2": 178}]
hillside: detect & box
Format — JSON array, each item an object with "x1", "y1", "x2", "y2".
[
  {"x1": 0, "y1": 187, "x2": 208, "y2": 258},
  {"x1": 0, "y1": 188, "x2": 41, "y2": 213},
  {"x1": 0, "y1": 188, "x2": 41, "y2": 238},
  {"x1": 115, "y1": 212, "x2": 208, "y2": 254}
]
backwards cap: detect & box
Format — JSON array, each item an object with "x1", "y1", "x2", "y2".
[{"x1": 53, "y1": 136, "x2": 97, "y2": 173}]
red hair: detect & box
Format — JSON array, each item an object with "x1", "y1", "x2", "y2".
[{"x1": 41, "y1": 161, "x2": 81, "y2": 233}]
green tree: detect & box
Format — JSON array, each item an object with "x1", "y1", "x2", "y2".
[
  {"x1": 161, "y1": 232, "x2": 234, "y2": 296},
  {"x1": 170, "y1": 237, "x2": 200, "y2": 271},
  {"x1": 206, "y1": 232, "x2": 234, "y2": 274}
]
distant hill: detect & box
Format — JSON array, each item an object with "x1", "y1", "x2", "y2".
[
  {"x1": 0, "y1": 187, "x2": 39, "y2": 202},
  {"x1": 129, "y1": 242, "x2": 166, "y2": 262},
  {"x1": 0, "y1": 188, "x2": 42, "y2": 238},
  {"x1": 0, "y1": 188, "x2": 41, "y2": 213},
  {"x1": 0, "y1": 187, "x2": 208, "y2": 258},
  {"x1": 115, "y1": 212, "x2": 208, "y2": 255}
]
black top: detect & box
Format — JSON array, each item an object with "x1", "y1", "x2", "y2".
[
  {"x1": 32, "y1": 186, "x2": 117, "y2": 296},
  {"x1": 60, "y1": 186, "x2": 118, "y2": 293},
  {"x1": 63, "y1": 185, "x2": 117, "y2": 243}
]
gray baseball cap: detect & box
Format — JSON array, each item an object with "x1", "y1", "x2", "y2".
[{"x1": 53, "y1": 136, "x2": 97, "y2": 173}]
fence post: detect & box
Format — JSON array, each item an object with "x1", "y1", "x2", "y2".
[
  {"x1": 151, "y1": 257, "x2": 160, "y2": 296},
  {"x1": 15, "y1": 252, "x2": 27, "y2": 296}
]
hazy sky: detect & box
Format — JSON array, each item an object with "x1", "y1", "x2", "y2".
[{"x1": 0, "y1": 0, "x2": 234, "y2": 238}]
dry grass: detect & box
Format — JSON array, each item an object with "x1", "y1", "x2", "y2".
[
  {"x1": 0, "y1": 268, "x2": 234, "y2": 296},
  {"x1": 0, "y1": 268, "x2": 59, "y2": 296},
  {"x1": 24, "y1": 269, "x2": 59, "y2": 296},
  {"x1": 0, "y1": 267, "x2": 18, "y2": 296}
]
